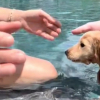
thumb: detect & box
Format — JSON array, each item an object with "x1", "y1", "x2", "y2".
[{"x1": 0, "y1": 21, "x2": 22, "y2": 33}]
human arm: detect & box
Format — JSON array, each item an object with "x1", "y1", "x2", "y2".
[
  {"x1": 72, "y1": 21, "x2": 100, "y2": 35},
  {"x1": 0, "y1": 7, "x2": 61, "y2": 41}
]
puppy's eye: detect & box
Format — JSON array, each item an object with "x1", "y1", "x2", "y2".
[{"x1": 80, "y1": 43, "x2": 85, "y2": 47}]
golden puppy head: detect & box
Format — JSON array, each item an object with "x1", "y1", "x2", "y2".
[{"x1": 65, "y1": 31, "x2": 100, "y2": 65}]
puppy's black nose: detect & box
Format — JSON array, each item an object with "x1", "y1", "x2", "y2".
[{"x1": 65, "y1": 50, "x2": 69, "y2": 55}]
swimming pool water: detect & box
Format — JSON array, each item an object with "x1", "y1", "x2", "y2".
[{"x1": 0, "y1": 0, "x2": 100, "y2": 99}]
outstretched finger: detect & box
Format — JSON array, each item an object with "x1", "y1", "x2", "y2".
[
  {"x1": 0, "y1": 21, "x2": 21, "y2": 33},
  {"x1": 38, "y1": 32, "x2": 55, "y2": 41},
  {"x1": 72, "y1": 24, "x2": 91, "y2": 35},
  {"x1": 0, "y1": 49, "x2": 26, "y2": 64},
  {"x1": 0, "y1": 63, "x2": 16, "y2": 77},
  {"x1": 0, "y1": 32, "x2": 14, "y2": 47},
  {"x1": 45, "y1": 28, "x2": 58, "y2": 37},
  {"x1": 40, "y1": 10, "x2": 62, "y2": 27},
  {"x1": 43, "y1": 18, "x2": 61, "y2": 34}
]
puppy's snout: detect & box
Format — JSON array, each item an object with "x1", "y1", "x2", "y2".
[{"x1": 65, "y1": 50, "x2": 69, "y2": 56}]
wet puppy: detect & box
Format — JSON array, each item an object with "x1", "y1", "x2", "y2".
[{"x1": 65, "y1": 31, "x2": 100, "y2": 83}]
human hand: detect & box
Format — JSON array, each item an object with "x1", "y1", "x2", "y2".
[
  {"x1": 16, "y1": 9, "x2": 61, "y2": 41},
  {"x1": 72, "y1": 21, "x2": 100, "y2": 35},
  {"x1": 0, "y1": 22, "x2": 26, "y2": 77}
]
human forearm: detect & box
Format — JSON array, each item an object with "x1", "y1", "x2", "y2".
[
  {"x1": 0, "y1": 8, "x2": 61, "y2": 41},
  {"x1": 0, "y1": 7, "x2": 11, "y2": 21},
  {"x1": 0, "y1": 7, "x2": 23, "y2": 22}
]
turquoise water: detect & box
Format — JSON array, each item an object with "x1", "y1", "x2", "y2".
[{"x1": 0, "y1": 0, "x2": 100, "y2": 100}]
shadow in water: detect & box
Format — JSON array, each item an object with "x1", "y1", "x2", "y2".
[{"x1": 0, "y1": 75, "x2": 100, "y2": 100}]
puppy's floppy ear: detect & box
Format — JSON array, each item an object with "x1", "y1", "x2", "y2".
[{"x1": 93, "y1": 38, "x2": 100, "y2": 65}]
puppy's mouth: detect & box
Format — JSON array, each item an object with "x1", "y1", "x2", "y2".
[
  {"x1": 70, "y1": 58, "x2": 81, "y2": 63},
  {"x1": 67, "y1": 55, "x2": 95, "y2": 65},
  {"x1": 71, "y1": 58, "x2": 93, "y2": 65},
  {"x1": 72, "y1": 59, "x2": 80, "y2": 62}
]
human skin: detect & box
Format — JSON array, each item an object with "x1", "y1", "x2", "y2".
[
  {"x1": 0, "y1": 7, "x2": 61, "y2": 88},
  {"x1": 72, "y1": 21, "x2": 100, "y2": 35},
  {"x1": 0, "y1": 8, "x2": 61, "y2": 41}
]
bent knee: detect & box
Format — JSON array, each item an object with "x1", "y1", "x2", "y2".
[
  {"x1": 25, "y1": 56, "x2": 58, "y2": 83},
  {"x1": 46, "y1": 61, "x2": 58, "y2": 79},
  {"x1": 40, "y1": 61, "x2": 58, "y2": 82}
]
